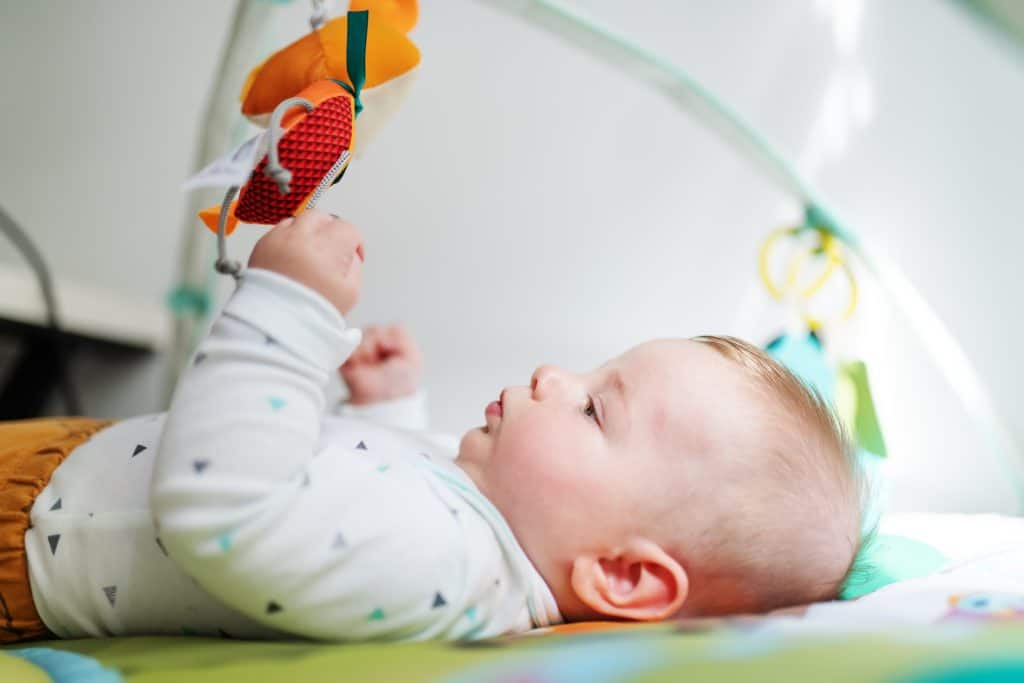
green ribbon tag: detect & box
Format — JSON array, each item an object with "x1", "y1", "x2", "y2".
[{"x1": 344, "y1": 9, "x2": 368, "y2": 117}]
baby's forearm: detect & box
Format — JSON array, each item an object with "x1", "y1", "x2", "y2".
[{"x1": 151, "y1": 270, "x2": 359, "y2": 629}]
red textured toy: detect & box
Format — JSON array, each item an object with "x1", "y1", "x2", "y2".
[{"x1": 198, "y1": 80, "x2": 356, "y2": 237}]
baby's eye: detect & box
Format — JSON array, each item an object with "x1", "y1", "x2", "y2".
[{"x1": 582, "y1": 396, "x2": 598, "y2": 422}]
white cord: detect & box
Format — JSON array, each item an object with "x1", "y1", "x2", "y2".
[{"x1": 310, "y1": 0, "x2": 329, "y2": 31}]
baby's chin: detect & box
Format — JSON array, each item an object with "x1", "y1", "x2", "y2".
[
  {"x1": 457, "y1": 425, "x2": 488, "y2": 459},
  {"x1": 455, "y1": 429, "x2": 491, "y2": 491}
]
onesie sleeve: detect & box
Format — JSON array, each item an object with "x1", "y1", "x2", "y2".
[{"x1": 151, "y1": 269, "x2": 469, "y2": 641}]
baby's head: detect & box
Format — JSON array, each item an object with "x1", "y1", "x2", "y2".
[{"x1": 457, "y1": 336, "x2": 863, "y2": 621}]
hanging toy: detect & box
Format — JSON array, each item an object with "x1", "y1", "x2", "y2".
[
  {"x1": 757, "y1": 209, "x2": 859, "y2": 331},
  {"x1": 758, "y1": 206, "x2": 884, "y2": 460},
  {"x1": 184, "y1": 1, "x2": 420, "y2": 278}
]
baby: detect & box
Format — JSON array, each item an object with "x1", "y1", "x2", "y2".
[{"x1": 2, "y1": 211, "x2": 863, "y2": 642}]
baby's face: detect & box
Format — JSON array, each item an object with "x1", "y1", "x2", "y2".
[{"x1": 457, "y1": 339, "x2": 754, "y2": 593}]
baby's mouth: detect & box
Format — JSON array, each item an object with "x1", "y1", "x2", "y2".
[
  {"x1": 485, "y1": 400, "x2": 503, "y2": 418},
  {"x1": 482, "y1": 392, "x2": 503, "y2": 433}
]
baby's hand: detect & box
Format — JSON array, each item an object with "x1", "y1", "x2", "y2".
[
  {"x1": 248, "y1": 210, "x2": 365, "y2": 315},
  {"x1": 340, "y1": 324, "x2": 423, "y2": 405}
]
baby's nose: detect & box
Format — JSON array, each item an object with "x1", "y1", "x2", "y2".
[{"x1": 531, "y1": 364, "x2": 569, "y2": 399}]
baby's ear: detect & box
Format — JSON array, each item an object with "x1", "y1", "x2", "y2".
[{"x1": 570, "y1": 538, "x2": 688, "y2": 621}]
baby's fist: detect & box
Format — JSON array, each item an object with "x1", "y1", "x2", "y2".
[
  {"x1": 341, "y1": 324, "x2": 423, "y2": 405},
  {"x1": 248, "y1": 210, "x2": 364, "y2": 315}
]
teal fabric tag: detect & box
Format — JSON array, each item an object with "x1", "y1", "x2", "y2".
[
  {"x1": 840, "y1": 533, "x2": 948, "y2": 600},
  {"x1": 765, "y1": 331, "x2": 835, "y2": 399}
]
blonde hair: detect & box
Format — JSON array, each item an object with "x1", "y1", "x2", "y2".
[{"x1": 686, "y1": 335, "x2": 864, "y2": 613}]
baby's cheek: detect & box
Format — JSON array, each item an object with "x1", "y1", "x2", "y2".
[
  {"x1": 496, "y1": 426, "x2": 551, "y2": 480},
  {"x1": 494, "y1": 431, "x2": 583, "y2": 531},
  {"x1": 497, "y1": 418, "x2": 583, "y2": 492}
]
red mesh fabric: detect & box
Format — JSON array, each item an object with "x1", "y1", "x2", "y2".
[{"x1": 236, "y1": 95, "x2": 354, "y2": 225}]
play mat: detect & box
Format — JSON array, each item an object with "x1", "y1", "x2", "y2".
[{"x1": 4, "y1": 514, "x2": 1023, "y2": 682}]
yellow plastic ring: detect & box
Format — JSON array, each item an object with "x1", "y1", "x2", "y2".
[
  {"x1": 800, "y1": 255, "x2": 859, "y2": 328},
  {"x1": 758, "y1": 226, "x2": 800, "y2": 300}
]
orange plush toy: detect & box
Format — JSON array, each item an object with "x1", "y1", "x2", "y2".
[{"x1": 186, "y1": 1, "x2": 419, "y2": 277}]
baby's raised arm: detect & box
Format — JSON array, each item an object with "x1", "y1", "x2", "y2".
[{"x1": 151, "y1": 211, "x2": 465, "y2": 641}]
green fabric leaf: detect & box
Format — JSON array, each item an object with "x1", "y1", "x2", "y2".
[{"x1": 839, "y1": 360, "x2": 888, "y2": 458}]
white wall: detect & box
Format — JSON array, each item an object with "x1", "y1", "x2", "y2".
[
  {"x1": 1, "y1": 1, "x2": 1022, "y2": 513},
  {"x1": 0, "y1": 0, "x2": 237, "y2": 411}
]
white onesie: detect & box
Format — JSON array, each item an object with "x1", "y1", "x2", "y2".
[{"x1": 24, "y1": 269, "x2": 561, "y2": 641}]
